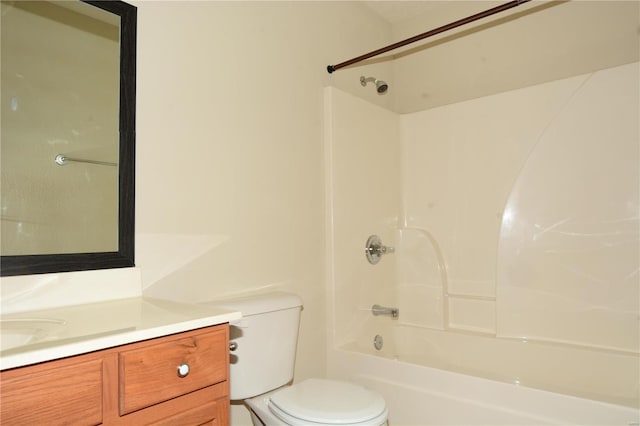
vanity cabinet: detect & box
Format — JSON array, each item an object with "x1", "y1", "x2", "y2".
[{"x1": 0, "y1": 324, "x2": 229, "y2": 425}]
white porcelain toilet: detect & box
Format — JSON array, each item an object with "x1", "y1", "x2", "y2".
[{"x1": 209, "y1": 292, "x2": 388, "y2": 426}]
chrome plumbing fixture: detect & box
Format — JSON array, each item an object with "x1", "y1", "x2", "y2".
[
  {"x1": 373, "y1": 335, "x2": 384, "y2": 350},
  {"x1": 372, "y1": 304, "x2": 399, "y2": 319},
  {"x1": 360, "y1": 76, "x2": 388, "y2": 94},
  {"x1": 365, "y1": 235, "x2": 395, "y2": 265}
]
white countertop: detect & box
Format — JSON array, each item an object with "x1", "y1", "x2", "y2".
[{"x1": 0, "y1": 297, "x2": 241, "y2": 370}]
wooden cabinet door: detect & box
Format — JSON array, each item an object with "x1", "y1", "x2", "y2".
[{"x1": 0, "y1": 358, "x2": 103, "y2": 426}]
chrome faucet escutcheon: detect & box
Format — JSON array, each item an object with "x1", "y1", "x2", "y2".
[{"x1": 365, "y1": 235, "x2": 395, "y2": 265}]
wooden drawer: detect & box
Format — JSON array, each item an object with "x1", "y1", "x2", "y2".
[
  {"x1": 116, "y1": 382, "x2": 229, "y2": 426},
  {"x1": 119, "y1": 327, "x2": 228, "y2": 415},
  {"x1": 0, "y1": 358, "x2": 103, "y2": 425}
]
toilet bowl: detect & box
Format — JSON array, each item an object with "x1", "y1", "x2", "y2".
[
  {"x1": 203, "y1": 292, "x2": 388, "y2": 426},
  {"x1": 247, "y1": 379, "x2": 388, "y2": 426}
]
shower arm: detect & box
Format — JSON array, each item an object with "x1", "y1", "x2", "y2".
[
  {"x1": 360, "y1": 76, "x2": 375, "y2": 86},
  {"x1": 327, "y1": 0, "x2": 531, "y2": 74}
]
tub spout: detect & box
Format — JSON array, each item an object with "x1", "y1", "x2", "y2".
[{"x1": 372, "y1": 304, "x2": 399, "y2": 319}]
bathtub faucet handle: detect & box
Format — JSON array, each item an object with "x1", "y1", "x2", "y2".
[
  {"x1": 378, "y1": 245, "x2": 395, "y2": 255},
  {"x1": 365, "y1": 235, "x2": 395, "y2": 265}
]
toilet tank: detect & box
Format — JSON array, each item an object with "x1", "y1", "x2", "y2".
[{"x1": 209, "y1": 292, "x2": 302, "y2": 400}]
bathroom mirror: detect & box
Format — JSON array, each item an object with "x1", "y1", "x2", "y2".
[{"x1": 0, "y1": 0, "x2": 136, "y2": 276}]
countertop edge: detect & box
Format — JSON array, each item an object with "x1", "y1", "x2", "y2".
[{"x1": 1, "y1": 303, "x2": 242, "y2": 371}]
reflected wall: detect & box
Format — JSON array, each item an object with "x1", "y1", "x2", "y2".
[{"x1": 1, "y1": 1, "x2": 119, "y2": 255}]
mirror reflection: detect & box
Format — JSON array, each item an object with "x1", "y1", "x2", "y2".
[{"x1": 0, "y1": 0, "x2": 135, "y2": 275}]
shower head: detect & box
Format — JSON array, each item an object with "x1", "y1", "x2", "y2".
[{"x1": 360, "y1": 76, "x2": 389, "y2": 94}]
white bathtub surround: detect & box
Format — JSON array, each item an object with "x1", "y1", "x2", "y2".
[
  {"x1": 325, "y1": 61, "x2": 639, "y2": 423},
  {"x1": 328, "y1": 347, "x2": 639, "y2": 426},
  {"x1": 343, "y1": 323, "x2": 638, "y2": 410},
  {"x1": 496, "y1": 63, "x2": 639, "y2": 353},
  {"x1": 323, "y1": 86, "x2": 401, "y2": 349}
]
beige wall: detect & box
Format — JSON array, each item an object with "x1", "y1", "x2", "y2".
[
  {"x1": 2, "y1": 2, "x2": 394, "y2": 423},
  {"x1": 1, "y1": 0, "x2": 393, "y2": 383},
  {"x1": 132, "y1": 5, "x2": 394, "y2": 422},
  {"x1": 132, "y1": 1, "x2": 394, "y2": 386}
]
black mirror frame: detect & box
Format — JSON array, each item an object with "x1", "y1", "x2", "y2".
[{"x1": 1, "y1": 0, "x2": 136, "y2": 276}]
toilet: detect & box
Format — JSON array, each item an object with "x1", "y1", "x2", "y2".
[{"x1": 209, "y1": 292, "x2": 388, "y2": 426}]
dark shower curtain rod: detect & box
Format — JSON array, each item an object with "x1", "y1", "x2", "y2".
[{"x1": 327, "y1": 0, "x2": 532, "y2": 74}]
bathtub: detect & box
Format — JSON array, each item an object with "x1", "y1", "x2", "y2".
[{"x1": 327, "y1": 323, "x2": 639, "y2": 425}]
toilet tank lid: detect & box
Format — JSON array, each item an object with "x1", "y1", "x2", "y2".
[{"x1": 202, "y1": 291, "x2": 302, "y2": 316}]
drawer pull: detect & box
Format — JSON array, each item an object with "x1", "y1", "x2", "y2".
[
  {"x1": 229, "y1": 342, "x2": 238, "y2": 352},
  {"x1": 177, "y1": 363, "x2": 190, "y2": 378}
]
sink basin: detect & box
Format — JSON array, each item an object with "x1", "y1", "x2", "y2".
[
  {"x1": 1, "y1": 318, "x2": 66, "y2": 351},
  {"x1": 2, "y1": 330, "x2": 37, "y2": 350}
]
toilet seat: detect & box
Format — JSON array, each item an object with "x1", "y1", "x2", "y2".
[{"x1": 268, "y1": 378, "x2": 388, "y2": 425}]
